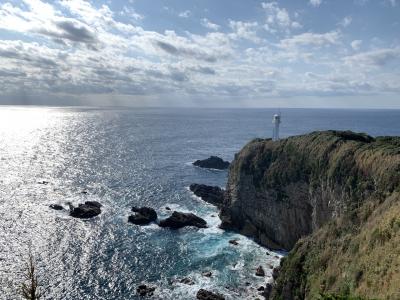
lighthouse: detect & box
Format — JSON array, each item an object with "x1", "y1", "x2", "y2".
[{"x1": 272, "y1": 113, "x2": 281, "y2": 141}]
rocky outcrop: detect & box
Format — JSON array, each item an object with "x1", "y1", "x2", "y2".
[
  {"x1": 128, "y1": 207, "x2": 157, "y2": 225},
  {"x1": 159, "y1": 211, "x2": 207, "y2": 229},
  {"x1": 136, "y1": 284, "x2": 155, "y2": 297},
  {"x1": 69, "y1": 201, "x2": 102, "y2": 218},
  {"x1": 196, "y1": 289, "x2": 225, "y2": 300},
  {"x1": 220, "y1": 130, "x2": 400, "y2": 250},
  {"x1": 189, "y1": 184, "x2": 225, "y2": 207},
  {"x1": 221, "y1": 130, "x2": 400, "y2": 299},
  {"x1": 49, "y1": 204, "x2": 64, "y2": 210},
  {"x1": 193, "y1": 156, "x2": 230, "y2": 170}
]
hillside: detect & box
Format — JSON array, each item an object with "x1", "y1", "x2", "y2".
[{"x1": 220, "y1": 131, "x2": 400, "y2": 299}]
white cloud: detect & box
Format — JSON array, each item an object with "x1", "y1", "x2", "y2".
[
  {"x1": 201, "y1": 18, "x2": 220, "y2": 31},
  {"x1": 121, "y1": 6, "x2": 144, "y2": 21},
  {"x1": 339, "y1": 16, "x2": 352, "y2": 27},
  {"x1": 229, "y1": 20, "x2": 260, "y2": 43},
  {"x1": 309, "y1": 0, "x2": 323, "y2": 7},
  {"x1": 261, "y1": 2, "x2": 301, "y2": 33},
  {"x1": 178, "y1": 10, "x2": 191, "y2": 18},
  {"x1": 344, "y1": 48, "x2": 400, "y2": 67},
  {"x1": 279, "y1": 31, "x2": 341, "y2": 49},
  {"x1": 351, "y1": 40, "x2": 362, "y2": 50},
  {"x1": 388, "y1": 0, "x2": 397, "y2": 7}
]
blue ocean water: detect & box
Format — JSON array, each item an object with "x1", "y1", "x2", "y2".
[{"x1": 0, "y1": 107, "x2": 399, "y2": 300}]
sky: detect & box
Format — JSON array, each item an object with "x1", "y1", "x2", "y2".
[{"x1": 0, "y1": 0, "x2": 399, "y2": 108}]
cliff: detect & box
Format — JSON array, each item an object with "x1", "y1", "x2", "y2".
[{"x1": 220, "y1": 130, "x2": 400, "y2": 299}]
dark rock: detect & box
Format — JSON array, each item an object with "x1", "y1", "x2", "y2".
[
  {"x1": 193, "y1": 156, "x2": 230, "y2": 170},
  {"x1": 37, "y1": 181, "x2": 49, "y2": 185},
  {"x1": 257, "y1": 286, "x2": 265, "y2": 291},
  {"x1": 128, "y1": 206, "x2": 157, "y2": 225},
  {"x1": 81, "y1": 190, "x2": 88, "y2": 194},
  {"x1": 136, "y1": 284, "x2": 155, "y2": 297},
  {"x1": 49, "y1": 204, "x2": 63, "y2": 210},
  {"x1": 262, "y1": 283, "x2": 272, "y2": 299},
  {"x1": 165, "y1": 206, "x2": 171, "y2": 210},
  {"x1": 256, "y1": 266, "x2": 265, "y2": 277},
  {"x1": 69, "y1": 202, "x2": 102, "y2": 219},
  {"x1": 229, "y1": 239, "x2": 239, "y2": 246},
  {"x1": 189, "y1": 184, "x2": 225, "y2": 207},
  {"x1": 196, "y1": 289, "x2": 225, "y2": 300},
  {"x1": 84, "y1": 201, "x2": 102, "y2": 208},
  {"x1": 159, "y1": 211, "x2": 207, "y2": 229},
  {"x1": 202, "y1": 271, "x2": 212, "y2": 277},
  {"x1": 128, "y1": 207, "x2": 157, "y2": 225}
]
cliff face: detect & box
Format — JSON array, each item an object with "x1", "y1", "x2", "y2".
[{"x1": 220, "y1": 131, "x2": 400, "y2": 299}]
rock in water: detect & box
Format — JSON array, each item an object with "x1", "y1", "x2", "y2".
[
  {"x1": 229, "y1": 239, "x2": 239, "y2": 246},
  {"x1": 255, "y1": 266, "x2": 265, "y2": 277},
  {"x1": 49, "y1": 204, "x2": 64, "y2": 210},
  {"x1": 196, "y1": 289, "x2": 225, "y2": 300},
  {"x1": 193, "y1": 156, "x2": 230, "y2": 170},
  {"x1": 189, "y1": 183, "x2": 225, "y2": 207},
  {"x1": 159, "y1": 211, "x2": 207, "y2": 229},
  {"x1": 69, "y1": 201, "x2": 102, "y2": 219},
  {"x1": 128, "y1": 207, "x2": 157, "y2": 225},
  {"x1": 136, "y1": 284, "x2": 155, "y2": 297}
]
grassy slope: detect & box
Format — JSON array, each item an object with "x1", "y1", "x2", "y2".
[{"x1": 269, "y1": 132, "x2": 400, "y2": 300}]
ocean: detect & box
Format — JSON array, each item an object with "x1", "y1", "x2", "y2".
[{"x1": 1, "y1": 106, "x2": 399, "y2": 300}]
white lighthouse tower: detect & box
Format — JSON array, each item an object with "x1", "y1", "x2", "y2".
[{"x1": 272, "y1": 113, "x2": 281, "y2": 141}]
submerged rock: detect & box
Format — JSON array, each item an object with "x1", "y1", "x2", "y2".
[
  {"x1": 49, "y1": 204, "x2": 64, "y2": 210},
  {"x1": 189, "y1": 183, "x2": 225, "y2": 207},
  {"x1": 37, "y1": 180, "x2": 49, "y2": 185},
  {"x1": 229, "y1": 239, "x2": 239, "y2": 246},
  {"x1": 202, "y1": 271, "x2": 212, "y2": 277},
  {"x1": 193, "y1": 156, "x2": 230, "y2": 170},
  {"x1": 136, "y1": 284, "x2": 155, "y2": 297},
  {"x1": 128, "y1": 207, "x2": 157, "y2": 225},
  {"x1": 179, "y1": 277, "x2": 195, "y2": 285},
  {"x1": 69, "y1": 201, "x2": 102, "y2": 219},
  {"x1": 196, "y1": 289, "x2": 225, "y2": 300},
  {"x1": 159, "y1": 211, "x2": 207, "y2": 229}
]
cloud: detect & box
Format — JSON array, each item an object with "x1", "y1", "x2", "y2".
[
  {"x1": 121, "y1": 6, "x2": 144, "y2": 21},
  {"x1": 339, "y1": 16, "x2": 352, "y2": 27},
  {"x1": 229, "y1": 20, "x2": 260, "y2": 43},
  {"x1": 37, "y1": 19, "x2": 98, "y2": 49},
  {"x1": 344, "y1": 48, "x2": 400, "y2": 67},
  {"x1": 154, "y1": 40, "x2": 219, "y2": 62},
  {"x1": 309, "y1": 0, "x2": 323, "y2": 7},
  {"x1": 201, "y1": 18, "x2": 220, "y2": 31},
  {"x1": 387, "y1": 0, "x2": 397, "y2": 7},
  {"x1": 351, "y1": 40, "x2": 362, "y2": 50},
  {"x1": 261, "y1": 2, "x2": 301, "y2": 33},
  {"x1": 178, "y1": 10, "x2": 191, "y2": 18},
  {"x1": 278, "y1": 31, "x2": 341, "y2": 49}
]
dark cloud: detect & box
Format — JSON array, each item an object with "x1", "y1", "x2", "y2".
[
  {"x1": 0, "y1": 69, "x2": 26, "y2": 77},
  {"x1": 36, "y1": 19, "x2": 98, "y2": 49},
  {"x1": 0, "y1": 48, "x2": 58, "y2": 67},
  {"x1": 191, "y1": 66, "x2": 216, "y2": 75},
  {"x1": 155, "y1": 40, "x2": 218, "y2": 62}
]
